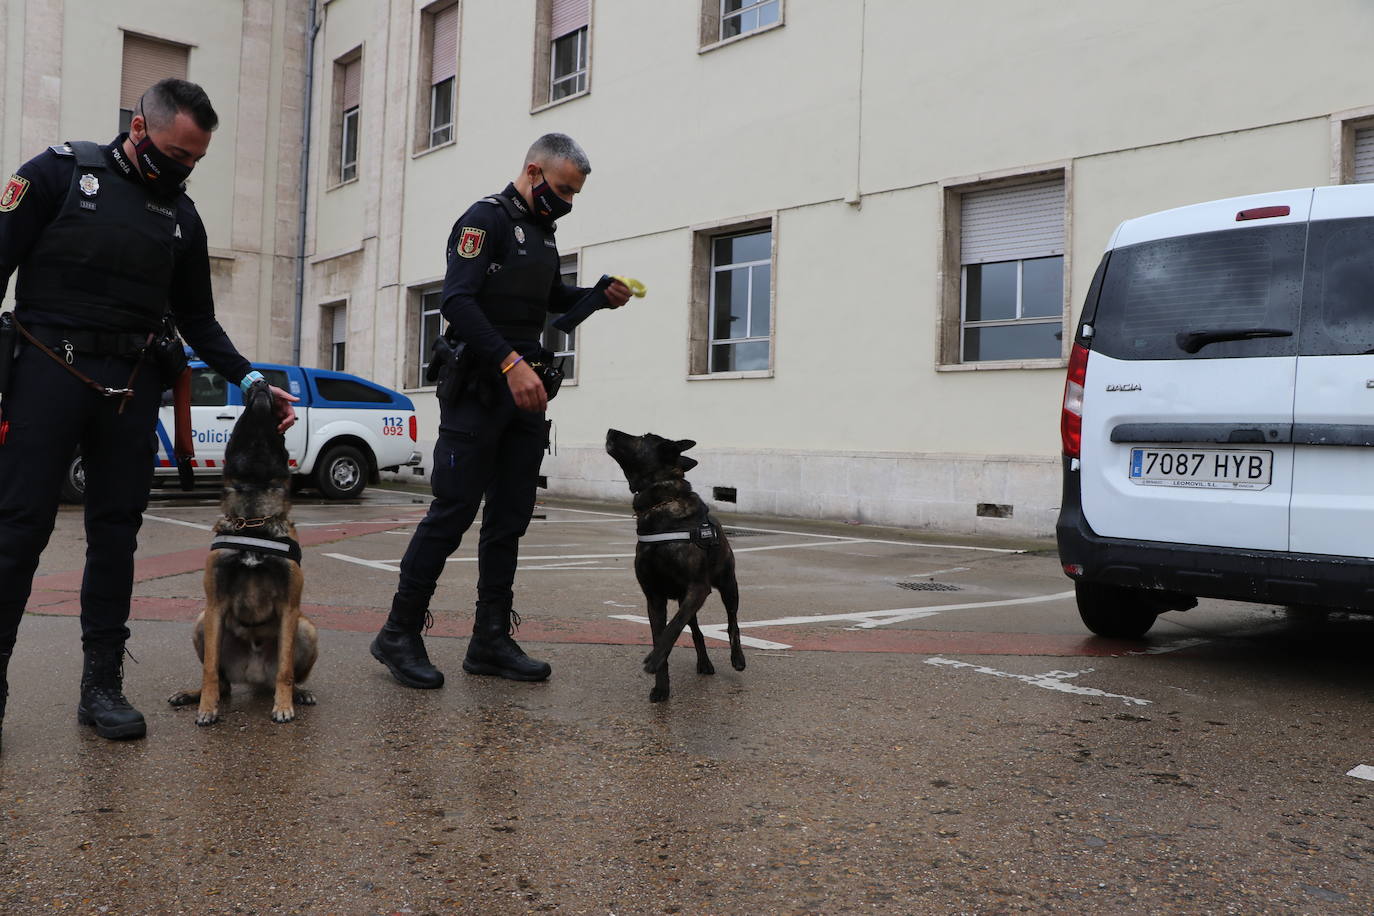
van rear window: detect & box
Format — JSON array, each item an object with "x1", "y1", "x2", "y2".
[
  {"x1": 1298, "y1": 217, "x2": 1374, "y2": 357},
  {"x1": 1091, "y1": 225, "x2": 1305, "y2": 360}
]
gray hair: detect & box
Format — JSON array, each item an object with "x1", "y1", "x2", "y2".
[{"x1": 525, "y1": 133, "x2": 591, "y2": 175}]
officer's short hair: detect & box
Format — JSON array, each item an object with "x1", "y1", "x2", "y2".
[
  {"x1": 525, "y1": 133, "x2": 591, "y2": 176},
  {"x1": 138, "y1": 78, "x2": 219, "y2": 134}
]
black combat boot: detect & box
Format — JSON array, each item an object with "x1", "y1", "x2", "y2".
[
  {"x1": 463, "y1": 603, "x2": 551, "y2": 682},
  {"x1": 0, "y1": 649, "x2": 10, "y2": 753},
  {"x1": 370, "y1": 598, "x2": 445, "y2": 689},
  {"x1": 76, "y1": 644, "x2": 147, "y2": 740}
]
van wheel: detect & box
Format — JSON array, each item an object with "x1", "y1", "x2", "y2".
[
  {"x1": 315, "y1": 444, "x2": 368, "y2": 500},
  {"x1": 1075, "y1": 582, "x2": 1159, "y2": 639},
  {"x1": 60, "y1": 450, "x2": 86, "y2": 504}
]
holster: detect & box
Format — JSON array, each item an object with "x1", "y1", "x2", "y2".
[
  {"x1": 0, "y1": 312, "x2": 15, "y2": 399},
  {"x1": 431, "y1": 334, "x2": 473, "y2": 407},
  {"x1": 527, "y1": 348, "x2": 565, "y2": 401},
  {"x1": 151, "y1": 315, "x2": 189, "y2": 388}
]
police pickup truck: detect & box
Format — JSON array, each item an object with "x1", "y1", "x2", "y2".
[{"x1": 62, "y1": 361, "x2": 421, "y2": 502}]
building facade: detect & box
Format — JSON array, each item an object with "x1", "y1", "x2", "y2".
[{"x1": 0, "y1": 0, "x2": 311, "y2": 363}]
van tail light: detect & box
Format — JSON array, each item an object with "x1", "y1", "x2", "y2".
[
  {"x1": 1236, "y1": 205, "x2": 1290, "y2": 221},
  {"x1": 409, "y1": 416, "x2": 418, "y2": 441},
  {"x1": 1061, "y1": 343, "x2": 1089, "y2": 458}
]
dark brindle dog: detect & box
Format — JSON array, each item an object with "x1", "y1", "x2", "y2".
[
  {"x1": 168, "y1": 380, "x2": 317, "y2": 724},
  {"x1": 605, "y1": 429, "x2": 744, "y2": 702}
]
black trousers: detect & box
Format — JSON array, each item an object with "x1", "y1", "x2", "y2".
[
  {"x1": 394, "y1": 385, "x2": 547, "y2": 614},
  {"x1": 0, "y1": 342, "x2": 161, "y2": 653}
]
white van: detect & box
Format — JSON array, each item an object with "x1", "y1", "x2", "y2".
[{"x1": 1057, "y1": 183, "x2": 1374, "y2": 637}]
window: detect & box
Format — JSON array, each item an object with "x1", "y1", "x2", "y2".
[
  {"x1": 944, "y1": 175, "x2": 1066, "y2": 365},
  {"x1": 423, "y1": 3, "x2": 458, "y2": 149},
  {"x1": 314, "y1": 378, "x2": 392, "y2": 404},
  {"x1": 551, "y1": 27, "x2": 587, "y2": 101},
  {"x1": 335, "y1": 54, "x2": 362, "y2": 183},
  {"x1": 189, "y1": 367, "x2": 227, "y2": 407},
  {"x1": 534, "y1": 0, "x2": 589, "y2": 108},
  {"x1": 700, "y1": 0, "x2": 782, "y2": 46},
  {"x1": 708, "y1": 228, "x2": 772, "y2": 372},
  {"x1": 417, "y1": 288, "x2": 445, "y2": 388},
  {"x1": 541, "y1": 255, "x2": 578, "y2": 381},
  {"x1": 119, "y1": 33, "x2": 189, "y2": 133},
  {"x1": 329, "y1": 305, "x2": 347, "y2": 371},
  {"x1": 720, "y1": 0, "x2": 780, "y2": 40}
]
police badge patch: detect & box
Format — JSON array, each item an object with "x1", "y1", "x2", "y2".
[
  {"x1": 78, "y1": 173, "x2": 100, "y2": 197},
  {"x1": 514, "y1": 225, "x2": 526, "y2": 244},
  {"x1": 0, "y1": 174, "x2": 29, "y2": 212},
  {"x1": 456, "y1": 226, "x2": 486, "y2": 259}
]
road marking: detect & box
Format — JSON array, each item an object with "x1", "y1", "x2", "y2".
[
  {"x1": 925, "y1": 656, "x2": 1151, "y2": 706},
  {"x1": 142, "y1": 514, "x2": 213, "y2": 531},
  {"x1": 1346, "y1": 765, "x2": 1374, "y2": 781},
  {"x1": 322, "y1": 552, "x2": 400, "y2": 571},
  {"x1": 722, "y1": 590, "x2": 1076, "y2": 631},
  {"x1": 609, "y1": 615, "x2": 791, "y2": 650}
]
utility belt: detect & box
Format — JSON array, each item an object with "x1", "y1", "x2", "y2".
[
  {"x1": 0, "y1": 312, "x2": 188, "y2": 402},
  {"x1": 428, "y1": 333, "x2": 564, "y2": 407},
  {"x1": 20, "y1": 322, "x2": 151, "y2": 360}
]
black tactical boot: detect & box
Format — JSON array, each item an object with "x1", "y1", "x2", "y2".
[
  {"x1": 77, "y1": 644, "x2": 147, "y2": 741},
  {"x1": 0, "y1": 649, "x2": 10, "y2": 753},
  {"x1": 370, "y1": 598, "x2": 445, "y2": 689},
  {"x1": 463, "y1": 604, "x2": 551, "y2": 682}
]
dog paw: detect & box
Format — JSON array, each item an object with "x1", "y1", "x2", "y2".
[
  {"x1": 731, "y1": 653, "x2": 746, "y2": 671},
  {"x1": 167, "y1": 691, "x2": 198, "y2": 707},
  {"x1": 642, "y1": 652, "x2": 664, "y2": 674},
  {"x1": 293, "y1": 688, "x2": 316, "y2": 706},
  {"x1": 697, "y1": 659, "x2": 715, "y2": 675},
  {"x1": 270, "y1": 706, "x2": 296, "y2": 723},
  {"x1": 195, "y1": 709, "x2": 220, "y2": 726},
  {"x1": 649, "y1": 687, "x2": 669, "y2": 703}
]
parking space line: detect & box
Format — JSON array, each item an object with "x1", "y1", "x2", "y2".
[
  {"x1": 609, "y1": 614, "x2": 792, "y2": 650},
  {"x1": 1346, "y1": 765, "x2": 1374, "y2": 781},
  {"x1": 925, "y1": 656, "x2": 1152, "y2": 706},
  {"x1": 142, "y1": 514, "x2": 214, "y2": 531},
  {"x1": 729, "y1": 590, "x2": 1076, "y2": 631}
]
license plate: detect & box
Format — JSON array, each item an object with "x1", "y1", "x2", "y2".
[{"x1": 1128, "y1": 448, "x2": 1272, "y2": 490}]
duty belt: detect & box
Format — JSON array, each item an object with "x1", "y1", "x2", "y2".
[{"x1": 12, "y1": 316, "x2": 150, "y2": 407}]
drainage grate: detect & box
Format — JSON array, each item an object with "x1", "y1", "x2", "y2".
[
  {"x1": 895, "y1": 581, "x2": 963, "y2": 592},
  {"x1": 722, "y1": 527, "x2": 767, "y2": 538}
]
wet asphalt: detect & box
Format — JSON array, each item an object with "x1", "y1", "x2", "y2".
[{"x1": 3, "y1": 486, "x2": 1374, "y2": 914}]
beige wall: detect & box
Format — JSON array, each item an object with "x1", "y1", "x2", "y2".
[
  {"x1": 1, "y1": 0, "x2": 308, "y2": 366},
  {"x1": 300, "y1": 0, "x2": 1374, "y2": 534}
]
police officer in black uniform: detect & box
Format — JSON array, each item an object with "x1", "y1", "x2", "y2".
[
  {"x1": 370, "y1": 133, "x2": 631, "y2": 687},
  {"x1": 0, "y1": 79, "x2": 296, "y2": 750}
]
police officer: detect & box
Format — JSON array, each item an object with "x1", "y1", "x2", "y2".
[
  {"x1": 370, "y1": 133, "x2": 631, "y2": 687},
  {"x1": 0, "y1": 78, "x2": 296, "y2": 749}
]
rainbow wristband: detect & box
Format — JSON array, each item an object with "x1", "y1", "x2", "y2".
[{"x1": 501, "y1": 355, "x2": 525, "y2": 375}]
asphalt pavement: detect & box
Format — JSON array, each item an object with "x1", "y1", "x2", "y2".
[{"x1": 3, "y1": 486, "x2": 1374, "y2": 914}]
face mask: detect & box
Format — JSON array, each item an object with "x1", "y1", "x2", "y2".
[
  {"x1": 531, "y1": 169, "x2": 573, "y2": 223},
  {"x1": 132, "y1": 130, "x2": 192, "y2": 197}
]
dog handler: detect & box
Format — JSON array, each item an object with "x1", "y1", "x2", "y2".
[
  {"x1": 370, "y1": 134, "x2": 632, "y2": 687},
  {"x1": 0, "y1": 79, "x2": 297, "y2": 748}
]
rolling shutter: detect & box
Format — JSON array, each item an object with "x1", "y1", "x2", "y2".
[
  {"x1": 341, "y1": 58, "x2": 361, "y2": 111},
  {"x1": 551, "y1": 0, "x2": 589, "y2": 39},
  {"x1": 1355, "y1": 127, "x2": 1374, "y2": 183},
  {"x1": 432, "y1": 5, "x2": 458, "y2": 85},
  {"x1": 120, "y1": 33, "x2": 189, "y2": 110},
  {"x1": 960, "y1": 177, "x2": 1065, "y2": 265}
]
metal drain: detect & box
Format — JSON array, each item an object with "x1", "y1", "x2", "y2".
[
  {"x1": 721, "y1": 528, "x2": 767, "y2": 538},
  {"x1": 895, "y1": 581, "x2": 962, "y2": 592}
]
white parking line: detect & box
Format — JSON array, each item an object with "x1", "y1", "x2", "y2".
[
  {"x1": 925, "y1": 656, "x2": 1152, "y2": 706},
  {"x1": 1346, "y1": 765, "x2": 1374, "y2": 781},
  {"x1": 609, "y1": 615, "x2": 791, "y2": 650},
  {"x1": 142, "y1": 514, "x2": 213, "y2": 531},
  {"x1": 725, "y1": 590, "x2": 1076, "y2": 631}
]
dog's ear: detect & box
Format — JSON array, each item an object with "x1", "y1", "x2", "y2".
[
  {"x1": 677, "y1": 455, "x2": 698, "y2": 472},
  {"x1": 674, "y1": 439, "x2": 697, "y2": 453}
]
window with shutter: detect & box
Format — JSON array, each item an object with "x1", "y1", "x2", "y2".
[
  {"x1": 429, "y1": 4, "x2": 458, "y2": 147},
  {"x1": 545, "y1": 0, "x2": 589, "y2": 104},
  {"x1": 337, "y1": 55, "x2": 361, "y2": 182},
  {"x1": 119, "y1": 33, "x2": 189, "y2": 132},
  {"x1": 1354, "y1": 127, "x2": 1374, "y2": 184}
]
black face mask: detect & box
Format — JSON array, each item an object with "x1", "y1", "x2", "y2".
[
  {"x1": 531, "y1": 170, "x2": 573, "y2": 223},
  {"x1": 132, "y1": 131, "x2": 192, "y2": 197}
]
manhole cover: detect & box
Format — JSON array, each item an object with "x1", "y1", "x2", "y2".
[{"x1": 895, "y1": 581, "x2": 962, "y2": 592}]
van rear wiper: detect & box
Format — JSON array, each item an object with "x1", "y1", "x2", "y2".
[{"x1": 1175, "y1": 327, "x2": 1292, "y2": 354}]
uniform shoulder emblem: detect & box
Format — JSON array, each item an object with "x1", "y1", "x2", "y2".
[
  {"x1": 456, "y1": 226, "x2": 487, "y2": 259},
  {"x1": 0, "y1": 174, "x2": 30, "y2": 212},
  {"x1": 49, "y1": 144, "x2": 74, "y2": 157}
]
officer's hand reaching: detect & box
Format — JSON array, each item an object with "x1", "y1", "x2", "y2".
[
  {"x1": 503, "y1": 355, "x2": 547, "y2": 413},
  {"x1": 606, "y1": 280, "x2": 633, "y2": 309},
  {"x1": 270, "y1": 385, "x2": 299, "y2": 432}
]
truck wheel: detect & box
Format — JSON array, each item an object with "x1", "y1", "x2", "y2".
[
  {"x1": 60, "y1": 450, "x2": 86, "y2": 504},
  {"x1": 1075, "y1": 581, "x2": 1159, "y2": 639},
  {"x1": 315, "y1": 444, "x2": 368, "y2": 500}
]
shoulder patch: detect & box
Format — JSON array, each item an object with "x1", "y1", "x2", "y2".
[
  {"x1": 0, "y1": 174, "x2": 30, "y2": 212},
  {"x1": 456, "y1": 226, "x2": 486, "y2": 259},
  {"x1": 49, "y1": 144, "x2": 74, "y2": 157}
]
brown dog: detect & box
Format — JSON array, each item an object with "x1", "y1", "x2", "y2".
[
  {"x1": 605, "y1": 429, "x2": 744, "y2": 702},
  {"x1": 168, "y1": 380, "x2": 317, "y2": 724}
]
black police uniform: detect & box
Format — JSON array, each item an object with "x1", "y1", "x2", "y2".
[
  {"x1": 0, "y1": 136, "x2": 254, "y2": 742},
  {"x1": 371, "y1": 183, "x2": 594, "y2": 686}
]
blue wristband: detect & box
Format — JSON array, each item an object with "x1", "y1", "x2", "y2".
[{"x1": 239, "y1": 370, "x2": 266, "y2": 394}]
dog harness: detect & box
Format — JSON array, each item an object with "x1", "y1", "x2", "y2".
[
  {"x1": 635, "y1": 501, "x2": 720, "y2": 549},
  {"x1": 209, "y1": 532, "x2": 302, "y2": 564}
]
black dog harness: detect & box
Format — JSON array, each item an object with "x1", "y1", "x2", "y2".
[
  {"x1": 210, "y1": 527, "x2": 302, "y2": 564},
  {"x1": 635, "y1": 502, "x2": 720, "y2": 549}
]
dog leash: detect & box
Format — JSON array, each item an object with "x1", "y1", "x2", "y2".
[{"x1": 13, "y1": 316, "x2": 151, "y2": 413}]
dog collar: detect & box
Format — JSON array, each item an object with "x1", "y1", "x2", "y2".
[
  {"x1": 210, "y1": 533, "x2": 302, "y2": 564},
  {"x1": 637, "y1": 523, "x2": 718, "y2": 545}
]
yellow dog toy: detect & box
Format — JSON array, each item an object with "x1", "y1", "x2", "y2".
[{"x1": 611, "y1": 276, "x2": 648, "y2": 297}]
